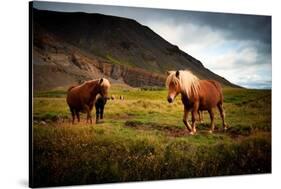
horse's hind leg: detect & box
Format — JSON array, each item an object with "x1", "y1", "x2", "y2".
[
  {"x1": 217, "y1": 103, "x2": 228, "y2": 130},
  {"x1": 198, "y1": 111, "x2": 204, "y2": 123},
  {"x1": 208, "y1": 109, "x2": 215, "y2": 133},
  {"x1": 75, "y1": 110, "x2": 80, "y2": 123},
  {"x1": 70, "y1": 108, "x2": 75, "y2": 124}
]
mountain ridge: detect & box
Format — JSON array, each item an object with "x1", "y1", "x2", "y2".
[{"x1": 32, "y1": 8, "x2": 239, "y2": 90}]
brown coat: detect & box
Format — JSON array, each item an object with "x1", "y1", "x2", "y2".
[
  {"x1": 66, "y1": 78, "x2": 110, "y2": 124},
  {"x1": 166, "y1": 70, "x2": 227, "y2": 134},
  {"x1": 181, "y1": 80, "x2": 223, "y2": 111}
]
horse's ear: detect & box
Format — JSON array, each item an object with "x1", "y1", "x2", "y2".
[
  {"x1": 166, "y1": 71, "x2": 172, "y2": 75},
  {"x1": 176, "y1": 70, "x2": 180, "y2": 78},
  {"x1": 99, "y1": 78, "x2": 103, "y2": 85}
]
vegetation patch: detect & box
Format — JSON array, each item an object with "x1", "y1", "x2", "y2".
[{"x1": 32, "y1": 86, "x2": 272, "y2": 187}]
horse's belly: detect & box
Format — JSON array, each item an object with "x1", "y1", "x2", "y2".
[
  {"x1": 199, "y1": 104, "x2": 210, "y2": 111},
  {"x1": 199, "y1": 98, "x2": 219, "y2": 110}
]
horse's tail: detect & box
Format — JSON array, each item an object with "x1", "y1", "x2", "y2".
[{"x1": 67, "y1": 85, "x2": 76, "y2": 92}]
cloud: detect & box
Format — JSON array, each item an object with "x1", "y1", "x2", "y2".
[
  {"x1": 143, "y1": 18, "x2": 271, "y2": 89},
  {"x1": 34, "y1": 1, "x2": 272, "y2": 89}
]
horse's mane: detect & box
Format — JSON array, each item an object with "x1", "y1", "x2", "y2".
[
  {"x1": 67, "y1": 85, "x2": 76, "y2": 92},
  {"x1": 69, "y1": 78, "x2": 110, "y2": 92},
  {"x1": 100, "y1": 78, "x2": 110, "y2": 88},
  {"x1": 82, "y1": 78, "x2": 110, "y2": 88},
  {"x1": 166, "y1": 70, "x2": 200, "y2": 98}
]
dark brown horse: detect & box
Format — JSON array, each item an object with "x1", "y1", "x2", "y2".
[
  {"x1": 66, "y1": 78, "x2": 110, "y2": 124},
  {"x1": 94, "y1": 94, "x2": 108, "y2": 124},
  {"x1": 166, "y1": 70, "x2": 228, "y2": 135}
]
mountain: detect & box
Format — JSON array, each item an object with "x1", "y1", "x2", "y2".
[{"x1": 32, "y1": 8, "x2": 238, "y2": 91}]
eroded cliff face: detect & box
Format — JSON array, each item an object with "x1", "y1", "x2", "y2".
[
  {"x1": 70, "y1": 51, "x2": 165, "y2": 87},
  {"x1": 33, "y1": 28, "x2": 165, "y2": 90}
]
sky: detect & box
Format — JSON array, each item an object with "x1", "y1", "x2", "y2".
[{"x1": 33, "y1": 1, "x2": 272, "y2": 89}]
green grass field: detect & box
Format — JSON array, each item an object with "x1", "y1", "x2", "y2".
[{"x1": 32, "y1": 85, "x2": 271, "y2": 187}]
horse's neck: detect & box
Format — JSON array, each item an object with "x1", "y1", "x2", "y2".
[
  {"x1": 181, "y1": 91, "x2": 197, "y2": 107},
  {"x1": 182, "y1": 81, "x2": 200, "y2": 99},
  {"x1": 86, "y1": 81, "x2": 100, "y2": 101}
]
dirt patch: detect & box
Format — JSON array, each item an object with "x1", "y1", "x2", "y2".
[
  {"x1": 125, "y1": 121, "x2": 189, "y2": 137},
  {"x1": 227, "y1": 125, "x2": 253, "y2": 137},
  {"x1": 33, "y1": 114, "x2": 71, "y2": 125},
  {"x1": 124, "y1": 120, "x2": 249, "y2": 138}
]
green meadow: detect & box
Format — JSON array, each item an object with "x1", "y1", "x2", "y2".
[{"x1": 32, "y1": 85, "x2": 271, "y2": 187}]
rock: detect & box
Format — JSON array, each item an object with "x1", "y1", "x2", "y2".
[{"x1": 40, "y1": 121, "x2": 47, "y2": 125}]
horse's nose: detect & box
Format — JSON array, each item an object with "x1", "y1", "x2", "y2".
[{"x1": 167, "y1": 97, "x2": 173, "y2": 103}]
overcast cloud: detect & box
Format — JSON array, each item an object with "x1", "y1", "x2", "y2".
[{"x1": 34, "y1": 1, "x2": 272, "y2": 89}]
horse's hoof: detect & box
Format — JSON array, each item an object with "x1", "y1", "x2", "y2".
[
  {"x1": 223, "y1": 124, "x2": 229, "y2": 131},
  {"x1": 190, "y1": 131, "x2": 196, "y2": 135},
  {"x1": 208, "y1": 130, "x2": 213, "y2": 134}
]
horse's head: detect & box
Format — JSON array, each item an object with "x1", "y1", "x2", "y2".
[
  {"x1": 98, "y1": 78, "x2": 111, "y2": 99},
  {"x1": 166, "y1": 70, "x2": 181, "y2": 103}
]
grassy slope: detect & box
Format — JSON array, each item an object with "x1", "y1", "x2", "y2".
[{"x1": 32, "y1": 85, "x2": 271, "y2": 187}]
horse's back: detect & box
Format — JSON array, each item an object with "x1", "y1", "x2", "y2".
[
  {"x1": 199, "y1": 80, "x2": 222, "y2": 92},
  {"x1": 198, "y1": 80, "x2": 223, "y2": 109},
  {"x1": 66, "y1": 85, "x2": 87, "y2": 109}
]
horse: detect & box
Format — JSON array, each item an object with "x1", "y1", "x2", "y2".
[
  {"x1": 166, "y1": 70, "x2": 228, "y2": 134},
  {"x1": 66, "y1": 78, "x2": 110, "y2": 124},
  {"x1": 198, "y1": 110, "x2": 204, "y2": 123},
  {"x1": 120, "y1": 95, "x2": 124, "y2": 100},
  {"x1": 110, "y1": 95, "x2": 115, "y2": 100},
  {"x1": 94, "y1": 94, "x2": 108, "y2": 123}
]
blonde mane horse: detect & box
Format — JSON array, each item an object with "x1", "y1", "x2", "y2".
[
  {"x1": 166, "y1": 70, "x2": 228, "y2": 134},
  {"x1": 67, "y1": 78, "x2": 110, "y2": 124}
]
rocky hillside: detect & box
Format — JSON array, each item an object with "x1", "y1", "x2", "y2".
[{"x1": 32, "y1": 8, "x2": 237, "y2": 91}]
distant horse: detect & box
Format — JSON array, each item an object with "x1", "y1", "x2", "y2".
[
  {"x1": 166, "y1": 70, "x2": 228, "y2": 134},
  {"x1": 94, "y1": 94, "x2": 108, "y2": 123},
  {"x1": 120, "y1": 95, "x2": 124, "y2": 100},
  {"x1": 110, "y1": 95, "x2": 115, "y2": 100},
  {"x1": 66, "y1": 78, "x2": 110, "y2": 124}
]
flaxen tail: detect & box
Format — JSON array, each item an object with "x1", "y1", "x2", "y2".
[{"x1": 67, "y1": 86, "x2": 76, "y2": 92}]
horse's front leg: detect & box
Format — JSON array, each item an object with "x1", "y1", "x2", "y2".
[
  {"x1": 100, "y1": 106, "x2": 104, "y2": 120},
  {"x1": 191, "y1": 110, "x2": 197, "y2": 135},
  {"x1": 183, "y1": 107, "x2": 192, "y2": 133},
  {"x1": 95, "y1": 107, "x2": 100, "y2": 124},
  {"x1": 84, "y1": 105, "x2": 93, "y2": 124},
  {"x1": 88, "y1": 111, "x2": 93, "y2": 124},
  {"x1": 190, "y1": 102, "x2": 199, "y2": 134}
]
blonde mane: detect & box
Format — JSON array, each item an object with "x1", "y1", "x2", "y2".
[
  {"x1": 83, "y1": 78, "x2": 110, "y2": 86},
  {"x1": 77, "y1": 78, "x2": 110, "y2": 91},
  {"x1": 166, "y1": 70, "x2": 200, "y2": 98},
  {"x1": 100, "y1": 78, "x2": 110, "y2": 88}
]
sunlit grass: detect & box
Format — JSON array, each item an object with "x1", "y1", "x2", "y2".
[{"x1": 32, "y1": 85, "x2": 272, "y2": 187}]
